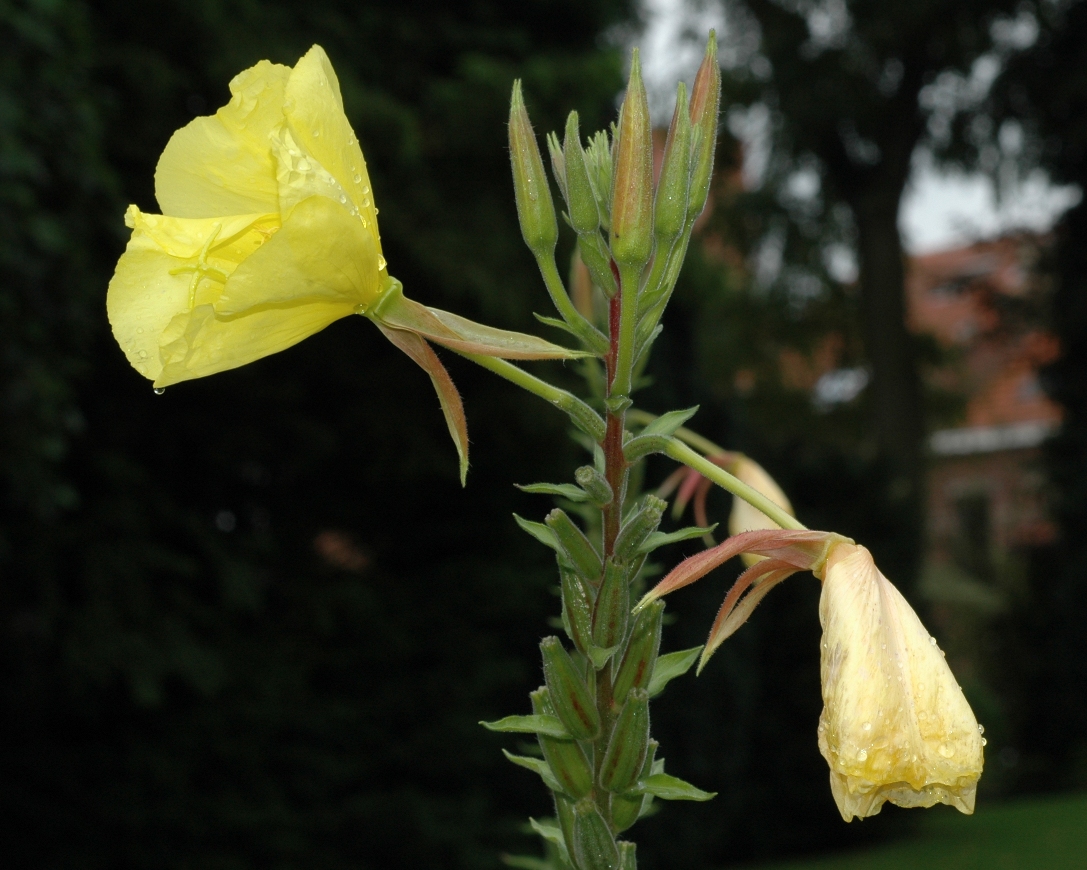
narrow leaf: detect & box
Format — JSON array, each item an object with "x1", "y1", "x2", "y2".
[
  {"x1": 501, "y1": 856, "x2": 551, "y2": 870},
  {"x1": 637, "y1": 525, "x2": 717, "y2": 553},
  {"x1": 528, "y1": 817, "x2": 568, "y2": 857},
  {"x1": 534, "y1": 313, "x2": 582, "y2": 338},
  {"x1": 514, "y1": 514, "x2": 561, "y2": 551},
  {"x1": 587, "y1": 643, "x2": 621, "y2": 669},
  {"x1": 516, "y1": 482, "x2": 590, "y2": 502},
  {"x1": 377, "y1": 325, "x2": 468, "y2": 485},
  {"x1": 481, "y1": 714, "x2": 571, "y2": 739},
  {"x1": 647, "y1": 646, "x2": 703, "y2": 698},
  {"x1": 637, "y1": 406, "x2": 699, "y2": 438},
  {"x1": 502, "y1": 750, "x2": 563, "y2": 794},
  {"x1": 635, "y1": 773, "x2": 716, "y2": 801}
]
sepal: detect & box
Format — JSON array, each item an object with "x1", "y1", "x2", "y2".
[
  {"x1": 633, "y1": 772, "x2": 716, "y2": 801},
  {"x1": 561, "y1": 112, "x2": 602, "y2": 235},
  {"x1": 611, "y1": 740, "x2": 658, "y2": 832},
  {"x1": 571, "y1": 799, "x2": 621, "y2": 870},
  {"x1": 613, "y1": 600, "x2": 664, "y2": 703},
  {"x1": 502, "y1": 749, "x2": 564, "y2": 794},
  {"x1": 480, "y1": 714, "x2": 571, "y2": 739},
  {"x1": 546, "y1": 509, "x2": 604, "y2": 584},
  {"x1": 591, "y1": 560, "x2": 630, "y2": 651},
  {"x1": 609, "y1": 49, "x2": 654, "y2": 269},
  {"x1": 509, "y1": 80, "x2": 559, "y2": 256},
  {"x1": 541, "y1": 637, "x2": 600, "y2": 740},
  {"x1": 613, "y1": 496, "x2": 666, "y2": 563},
  {"x1": 599, "y1": 688, "x2": 650, "y2": 793},
  {"x1": 560, "y1": 567, "x2": 595, "y2": 655},
  {"x1": 517, "y1": 482, "x2": 591, "y2": 502},
  {"x1": 532, "y1": 688, "x2": 595, "y2": 799},
  {"x1": 575, "y1": 465, "x2": 614, "y2": 507}
]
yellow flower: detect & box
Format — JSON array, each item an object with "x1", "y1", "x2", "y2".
[
  {"x1": 726, "y1": 456, "x2": 792, "y2": 538},
  {"x1": 107, "y1": 45, "x2": 385, "y2": 388},
  {"x1": 817, "y1": 542, "x2": 985, "y2": 821}
]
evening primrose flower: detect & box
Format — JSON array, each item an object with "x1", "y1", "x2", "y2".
[
  {"x1": 108, "y1": 45, "x2": 386, "y2": 387},
  {"x1": 639, "y1": 528, "x2": 984, "y2": 821},
  {"x1": 817, "y1": 542, "x2": 984, "y2": 821},
  {"x1": 107, "y1": 45, "x2": 582, "y2": 482}
]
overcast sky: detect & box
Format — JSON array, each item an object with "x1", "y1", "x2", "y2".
[{"x1": 638, "y1": 0, "x2": 1081, "y2": 255}]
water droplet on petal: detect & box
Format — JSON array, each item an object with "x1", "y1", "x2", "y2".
[
  {"x1": 138, "y1": 350, "x2": 148, "y2": 359},
  {"x1": 978, "y1": 724, "x2": 986, "y2": 734},
  {"x1": 339, "y1": 194, "x2": 347, "y2": 204},
  {"x1": 930, "y1": 636, "x2": 938, "y2": 646},
  {"x1": 136, "y1": 327, "x2": 144, "y2": 334},
  {"x1": 862, "y1": 722, "x2": 872, "y2": 732},
  {"x1": 981, "y1": 737, "x2": 988, "y2": 746},
  {"x1": 938, "y1": 744, "x2": 955, "y2": 758},
  {"x1": 353, "y1": 173, "x2": 362, "y2": 183},
  {"x1": 312, "y1": 129, "x2": 320, "y2": 138},
  {"x1": 153, "y1": 387, "x2": 165, "y2": 395},
  {"x1": 857, "y1": 749, "x2": 868, "y2": 762}
]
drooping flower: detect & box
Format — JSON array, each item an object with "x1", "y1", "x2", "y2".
[
  {"x1": 817, "y1": 542, "x2": 984, "y2": 820},
  {"x1": 639, "y1": 528, "x2": 984, "y2": 820},
  {"x1": 107, "y1": 45, "x2": 582, "y2": 482}
]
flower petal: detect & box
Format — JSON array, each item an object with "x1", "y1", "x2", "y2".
[
  {"x1": 818, "y1": 543, "x2": 984, "y2": 821},
  {"x1": 155, "y1": 60, "x2": 290, "y2": 218},
  {"x1": 283, "y1": 46, "x2": 380, "y2": 237}
]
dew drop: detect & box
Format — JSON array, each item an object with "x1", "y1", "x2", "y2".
[
  {"x1": 153, "y1": 387, "x2": 165, "y2": 395},
  {"x1": 138, "y1": 350, "x2": 148, "y2": 359},
  {"x1": 978, "y1": 724, "x2": 985, "y2": 734},
  {"x1": 981, "y1": 737, "x2": 988, "y2": 746},
  {"x1": 312, "y1": 129, "x2": 321, "y2": 138},
  {"x1": 377, "y1": 255, "x2": 387, "y2": 271},
  {"x1": 353, "y1": 173, "x2": 362, "y2": 183},
  {"x1": 929, "y1": 636, "x2": 938, "y2": 646},
  {"x1": 881, "y1": 643, "x2": 886, "y2": 650},
  {"x1": 862, "y1": 722, "x2": 872, "y2": 732},
  {"x1": 938, "y1": 744, "x2": 955, "y2": 758},
  {"x1": 136, "y1": 327, "x2": 144, "y2": 334},
  {"x1": 857, "y1": 749, "x2": 868, "y2": 762},
  {"x1": 339, "y1": 194, "x2": 347, "y2": 204}
]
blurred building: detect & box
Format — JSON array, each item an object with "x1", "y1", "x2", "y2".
[{"x1": 907, "y1": 235, "x2": 1060, "y2": 612}]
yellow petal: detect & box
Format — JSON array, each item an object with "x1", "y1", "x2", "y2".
[
  {"x1": 155, "y1": 60, "x2": 290, "y2": 218},
  {"x1": 108, "y1": 207, "x2": 280, "y2": 382},
  {"x1": 282, "y1": 46, "x2": 381, "y2": 246},
  {"x1": 817, "y1": 543, "x2": 984, "y2": 821},
  {"x1": 216, "y1": 194, "x2": 381, "y2": 315}
]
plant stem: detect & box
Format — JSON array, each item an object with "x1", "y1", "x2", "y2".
[{"x1": 665, "y1": 439, "x2": 807, "y2": 531}]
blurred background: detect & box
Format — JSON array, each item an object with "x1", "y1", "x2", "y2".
[{"x1": 3, "y1": 0, "x2": 1087, "y2": 866}]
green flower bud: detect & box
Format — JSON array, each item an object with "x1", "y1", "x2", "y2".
[
  {"x1": 561, "y1": 566, "x2": 595, "y2": 655},
  {"x1": 541, "y1": 636, "x2": 600, "y2": 740},
  {"x1": 599, "y1": 688, "x2": 650, "y2": 793},
  {"x1": 613, "y1": 496, "x2": 666, "y2": 563},
  {"x1": 532, "y1": 687, "x2": 595, "y2": 799},
  {"x1": 619, "y1": 841, "x2": 637, "y2": 870},
  {"x1": 654, "y1": 81, "x2": 692, "y2": 241},
  {"x1": 575, "y1": 465, "x2": 614, "y2": 507},
  {"x1": 546, "y1": 130, "x2": 568, "y2": 204},
  {"x1": 610, "y1": 740, "x2": 658, "y2": 832},
  {"x1": 609, "y1": 49, "x2": 654, "y2": 268},
  {"x1": 509, "y1": 80, "x2": 559, "y2": 256},
  {"x1": 583, "y1": 128, "x2": 614, "y2": 229},
  {"x1": 687, "y1": 32, "x2": 721, "y2": 223},
  {"x1": 612, "y1": 600, "x2": 664, "y2": 704},
  {"x1": 545, "y1": 509, "x2": 603, "y2": 584},
  {"x1": 592, "y1": 560, "x2": 630, "y2": 652},
  {"x1": 572, "y1": 798, "x2": 621, "y2": 870},
  {"x1": 563, "y1": 112, "x2": 602, "y2": 235}
]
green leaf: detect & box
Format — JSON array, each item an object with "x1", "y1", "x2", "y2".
[
  {"x1": 637, "y1": 525, "x2": 717, "y2": 553},
  {"x1": 534, "y1": 313, "x2": 581, "y2": 338},
  {"x1": 587, "y1": 643, "x2": 621, "y2": 669},
  {"x1": 514, "y1": 514, "x2": 561, "y2": 551},
  {"x1": 502, "y1": 750, "x2": 564, "y2": 793},
  {"x1": 516, "y1": 482, "x2": 590, "y2": 502},
  {"x1": 502, "y1": 856, "x2": 552, "y2": 870},
  {"x1": 647, "y1": 646, "x2": 703, "y2": 698},
  {"x1": 637, "y1": 406, "x2": 699, "y2": 438},
  {"x1": 481, "y1": 714, "x2": 571, "y2": 739},
  {"x1": 635, "y1": 773, "x2": 716, "y2": 801},
  {"x1": 528, "y1": 817, "x2": 571, "y2": 866}
]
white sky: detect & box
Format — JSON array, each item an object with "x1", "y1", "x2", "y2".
[{"x1": 638, "y1": 0, "x2": 1080, "y2": 255}]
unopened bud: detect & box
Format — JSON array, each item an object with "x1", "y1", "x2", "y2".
[
  {"x1": 592, "y1": 560, "x2": 630, "y2": 651},
  {"x1": 583, "y1": 129, "x2": 614, "y2": 229},
  {"x1": 609, "y1": 49, "x2": 654, "y2": 267},
  {"x1": 610, "y1": 740, "x2": 657, "y2": 832},
  {"x1": 546, "y1": 130, "x2": 568, "y2": 204},
  {"x1": 563, "y1": 113, "x2": 602, "y2": 235},
  {"x1": 654, "y1": 81, "x2": 692, "y2": 241},
  {"x1": 618, "y1": 841, "x2": 637, "y2": 870},
  {"x1": 612, "y1": 599, "x2": 664, "y2": 703},
  {"x1": 554, "y1": 792, "x2": 578, "y2": 853},
  {"x1": 613, "y1": 495, "x2": 666, "y2": 563},
  {"x1": 575, "y1": 465, "x2": 614, "y2": 507},
  {"x1": 532, "y1": 687, "x2": 595, "y2": 798},
  {"x1": 561, "y1": 566, "x2": 595, "y2": 655},
  {"x1": 599, "y1": 688, "x2": 650, "y2": 793},
  {"x1": 546, "y1": 509, "x2": 603, "y2": 584},
  {"x1": 541, "y1": 636, "x2": 600, "y2": 740},
  {"x1": 572, "y1": 798, "x2": 621, "y2": 870},
  {"x1": 509, "y1": 80, "x2": 559, "y2": 256},
  {"x1": 687, "y1": 32, "x2": 721, "y2": 222}
]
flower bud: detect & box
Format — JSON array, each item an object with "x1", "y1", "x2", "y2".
[
  {"x1": 509, "y1": 80, "x2": 559, "y2": 256},
  {"x1": 818, "y1": 543, "x2": 985, "y2": 820},
  {"x1": 554, "y1": 792, "x2": 578, "y2": 853},
  {"x1": 687, "y1": 32, "x2": 721, "y2": 223},
  {"x1": 610, "y1": 740, "x2": 657, "y2": 832},
  {"x1": 613, "y1": 495, "x2": 666, "y2": 563},
  {"x1": 571, "y1": 798, "x2": 621, "y2": 870},
  {"x1": 599, "y1": 688, "x2": 650, "y2": 793},
  {"x1": 563, "y1": 112, "x2": 602, "y2": 235},
  {"x1": 575, "y1": 465, "x2": 614, "y2": 507},
  {"x1": 654, "y1": 81, "x2": 692, "y2": 242},
  {"x1": 541, "y1": 636, "x2": 601, "y2": 740},
  {"x1": 546, "y1": 509, "x2": 604, "y2": 584},
  {"x1": 591, "y1": 560, "x2": 630, "y2": 651},
  {"x1": 582, "y1": 129, "x2": 614, "y2": 229},
  {"x1": 561, "y1": 566, "x2": 595, "y2": 655},
  {"x1": 532, "y1": 688, "x2": 595, "y2": 799},
  {"x1": 618, "y1": 841, "x2": 637, "y2": 870},
  {"x1": 609, "y1": 49, "x2": 654, "y2": 268},
  {"x1": 612, "y1": 599, "x2": 664, "y2": 703}
]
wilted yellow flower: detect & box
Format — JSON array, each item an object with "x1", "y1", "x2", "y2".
[
  {"x1": 108, "y1": 45, "x2": 385, "y2": 388},
  {"x1": 817, "y1": 542, "x2": 985, "y2": 821}
]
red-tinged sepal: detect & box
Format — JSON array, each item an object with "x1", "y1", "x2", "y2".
[
  {"x1": 638, "y1": 529, "x2": 852, "y2": 606},
  {"x1": 370, "y1": 280, "x2": 587, "y2": 360},
  {"x1": 376, "y1": 324, "x2": 469, "y2": 486}
]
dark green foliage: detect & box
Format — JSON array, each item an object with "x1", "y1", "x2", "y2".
[{"x1": 0, "y1": 0, "x2": 634, "y2": 867}]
